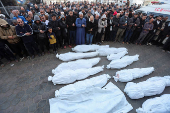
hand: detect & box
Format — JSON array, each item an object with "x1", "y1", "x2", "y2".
[
  {"x1": 40, "y1": 30, "x2": 44, "y2": 33},
  {"x1": 72, "y1": 23, "x2": 75, "y2": 26},
  {"x1": 166, "y1": 35, "x2": 169, "y2": 37},
  {"x1": 134, "y1": 24, "x2": 137, "y2": 26},
  {"x1": 113, "y1": 25, "x2": 115, "y2": 27},
  {"x1": 104, "y1": 26, "x2": 106, "y2": 28},
  {"x1": 82, "y1": 24, "x2": 85, "y2": 27},
  {"x1": 158, "y1": 27, "x2": 160, "y2": 29},
  {"x1": 118, "y1": 24, "x2": 119, "y2": 26},
  {"x1": 25, "y1": 33, "x2": 31, "y2": 36},
  {"x1": 58, "y1": 27, "x2": 60, "y2": 30},
  {"x1": 161, "y1": 28, "x2": 164, "y2": 31},
  {"x1": 8, "y1": 36, "x2": 13, "y2": 39},
  {"x1": 125, "y1": 23, "x2": 127, "y2": 26},
  {"x1": 67, "y1": 25, "x2": 69, "y2": 28}
]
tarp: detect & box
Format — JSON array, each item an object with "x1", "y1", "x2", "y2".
[{"x1": 49, "y1": 82, "x2": 133, "y2": 113}]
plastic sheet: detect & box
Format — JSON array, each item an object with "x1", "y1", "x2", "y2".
[{"x1": 49, "y1": 82, "x2": 133, "y2": 113}]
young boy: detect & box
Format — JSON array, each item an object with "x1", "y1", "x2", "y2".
[{"x1": 47, "y1": 27, "x2": 57, "y2": 54}]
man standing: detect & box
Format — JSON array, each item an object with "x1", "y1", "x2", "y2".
[
  {"x1": 112, "y1": 13, "x2": 120, "y2": 41},
  {"x1": 123, "y1": 12, "x2": 140, "y2": 44},
  {"x1": 75, "y1": 12, "x2": 86, "y2": 45},
  {"x1": 66, "y1": 10, "x2": 76, "y2": 46},
  {"x1": 136, "y1": 18, "x2": 154, "y2": 45},
  {"x1": 115, "y1": 12, "x2": 129, "y2": 42},
  {"x1": 15, "y1": 18, "x2": 41, "y2": 59}
]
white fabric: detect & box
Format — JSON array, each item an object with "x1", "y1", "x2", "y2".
[
  {"x1": 72, "y1": 45, "x2": 109, "y2": 53},
  {"x1": 56, "y1": 52, "x2": 99, "y2": 61},
  {"x1": 136, "y1": 94, "x2": 170, "y2": 113},
  {"x1": 113, "y1": 67, "x2": 154, "y2": 82},
  {"x1": 107, "y1": 51, "x2": 128, "y2": 61},
  {"x1": 54, "y1": 74, "x2": 111, "y2": 97},
  {"x1": 49, "y1": 82, "x2": 133, "y2": 113},
  {"x1": 124, "y1": 76, "x2": 170, "y2": 99},
  {"x1": 107, "y1": 55, "x2": 139, "y2": 69},
  {"x1": 97, "y1": 47, "x2": 127, "y2": 56},
  {"x1": 52, "y1": 57, "x2": 100, "y2": 74},
  {"x1": 48, "y1": 66, "x2": 104, "y2": 85}
]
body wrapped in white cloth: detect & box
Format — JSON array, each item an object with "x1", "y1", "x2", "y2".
[
  {"x1": 136, "y1": 94, "x2": 170, "y2": 113},
  {"x1": 124, "y1": 76, "x2": 170, "y2": 99},
  {"x1": 52, "y1": 57, "x2": 100, "y2": 74},
  {"x1": 48, "y1": 66, "x2": 104, "y2": 85},
  {"x1": 107, "y1": 51, "x2": 128, "y2": 61},
  {"x1": 113, "y1": 67, "x2": 154, "y2": 82},
  {"x1": 107, "y1": 55, "x2": 139, "y2": 69},
  {"x1": 56, "y1": 52, "x2": 99, "y2": 61},
  {"x1": 72, "y1": 45, "x2": 109, "y2": 52}
]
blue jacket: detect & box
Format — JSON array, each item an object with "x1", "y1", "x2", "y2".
[
  {"x1": 15, "y1": 23, "x2": 34, "y2": 43},
  {"x1": 13, "y1": 16, "x2": 26, "y2": 23}
]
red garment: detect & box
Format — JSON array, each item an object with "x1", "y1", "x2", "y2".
[{"x1": 113, "y1": 11, "x2": 117, "y2": 16}]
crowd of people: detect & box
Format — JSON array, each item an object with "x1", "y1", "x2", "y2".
[{"x1": 0, "y1": 1, "x2": 170, "y2": 67}]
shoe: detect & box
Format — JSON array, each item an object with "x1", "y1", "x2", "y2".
[
  {"x1": 55, "y1": 51, "x2": 57, "y2": 54},
  {"x1": 162, "y1": 50, "x2": 166, "y2": 52},
  {"x1": 68, "y1": 45, "x2": 72, "y2": 48},
  {"x1": 42, "y1": 52, "x2": 45, "y2": 56},
  {"x1": 99, "y1": 42, "x2": 101, "y2": 45},
  {"x1": 31, "y1": 55, "x2": 35, "y2": 59},
  {"x1": 20, "y1": 57, "x2": 24, "y2": 61},
  {"x1": 126, "y1": 42, "x2": 129, "y2": 44},
  {"x1": 167, "y1": 51, "x2": 170, "y2": 53},
  {"x1": 64, "y1": 46, "x2": 66, "y2": 49},
  {"x1": 149, "y1": 43, "x2": 152, "y2": 45},
  {"x1": 122, "y1": 42, "x2": 124, "y2": 44}
]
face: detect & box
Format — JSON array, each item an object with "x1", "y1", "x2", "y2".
[
  {"x1": 36, "y1": 20, "x2": 40, "y2": 24},
  {"x1": 48, "y1": 29, "x2": 52, "y2": 33},
  {"x1": 52, "y1": 16, "x2": 56, "y2": 21},
  {"x1": 26, "y1": 17, "x2": 31, "y2": 21},
  {"x1": 90, "y1": 16, "x2": 94, "y2": 22},
  {"x1": 150, "y1": 18, "x2": 154, "y2": 23},
  {"x1": 17, "y1": 19, "x2": 24, "y2": 26},
  {"x1": 40, "y1": 10, "x2": 44, "y2": 15},
  {"x1": 142, "y1": 16, "x2": 147, "y2": 20},
  {"x1": 164, "y1": 17, "x2": 168, "y2": 21},
  {"x1": 61, "y1": 17, "x2": 65, "y2": 21},
  {"x1": 69, "y1": 11, "x2": 73, "y2": 16},
  {"x1": 134, "y1": 14, "x2": 138, "y2": 18},
  {"x1": 125, "y1": 13, "x2": 129, "y2": 17},
  {"x1": 79, "y1": 14, "x2": 83, "y2": 19},
  {"x1": 41, "y1": 16, "x2": 45, "y2": 21}
]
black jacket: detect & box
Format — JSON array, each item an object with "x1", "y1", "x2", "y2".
[
  {"x1": 112, "y1": 16, "x2": 120, "y2": 31},
  {"x1": 66, "y1": 15, "x2": 76, "y2": 31},
  {"x1": 153, "y1": 20, "x2": 162, "y2": 30},
  {"x1": 162, "y1": 21, "x2": 170, "y2": 36},
  {"x1": 59, "y1": 19, "x2": 67, "y2": 37},
  {"x1": 15, "y1": 23, "x2": 34, "y2": 43},
  {"x1": 48, "y1": 20, "x2": 61, "y2": 36},
  {"x1": 32, "y1": 21, "x2": 47, "y2": 39},
  {"x1": 86, "y1": 19, "x2": 97, "y2": 35}
]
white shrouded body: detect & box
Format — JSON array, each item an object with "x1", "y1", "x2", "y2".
[
  {"x1": 136, "y1": 94, "x2": 170, "y2": 113},
  {"x1": 107, "y1": 51, "x2": 128, "y2": 61},
  {"x1": 113, "y1": 67, "x2": 154, "y2": 82},
  {"x1": 107, "y1": 54, "x2": 139, "y2": 69},
  {"x1": 52, "y1": 57, "x2": 101, "y2": 74},
  {"x1": 49, "y1": 66, "x2": 104, "y2": 85},
  {"x1": 72, "y1": 45, "x2": 109, "y2": 53},
  {"x1": 124, "y1": 76, "x2": 170, "y2": 99},
  {"x1": 56, "y1": 52, "x2": 99, "y2": 61}
]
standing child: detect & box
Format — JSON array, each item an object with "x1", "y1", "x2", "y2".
[{"x1": 47, "y1": 27, "x2": 57, "y2": 54}]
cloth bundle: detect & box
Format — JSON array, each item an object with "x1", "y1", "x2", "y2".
[
  {"x1": 107, "y1": 51, "x2": 128, "y2": 61},
  {"x1": 136, "y1": 94, "x2": 170, "y2": 113},
  {"x1": 56, "y1": 52, "x2": 99, "y2": 61},
  {"x1": 52, "y1": 57, "x2": 101, "y2": 74},
  {"x1": 124, "y1": 76, "x2": 170, "y2": 99},
  {"x1": 107, "y1": 55, "x2": 139, "y2": 69},
  {"x1": 72, "y1": 45, "x2": 109, "y2": 52},
  {"x1": 54, "y1": 74, "x2": 111, "y2": 97},
  {"x1": 48, "y1": 66, "x2": 104, "y2": 85},
  {"x1": 113, "y1": 67, "x2": 154, "y2": 82},
  {"x1": 49, "y1": 82, "x2": 133, "y2": 113},
  {"x1": 97, "y1": 47, "x2": 127, "y2": 56}
]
